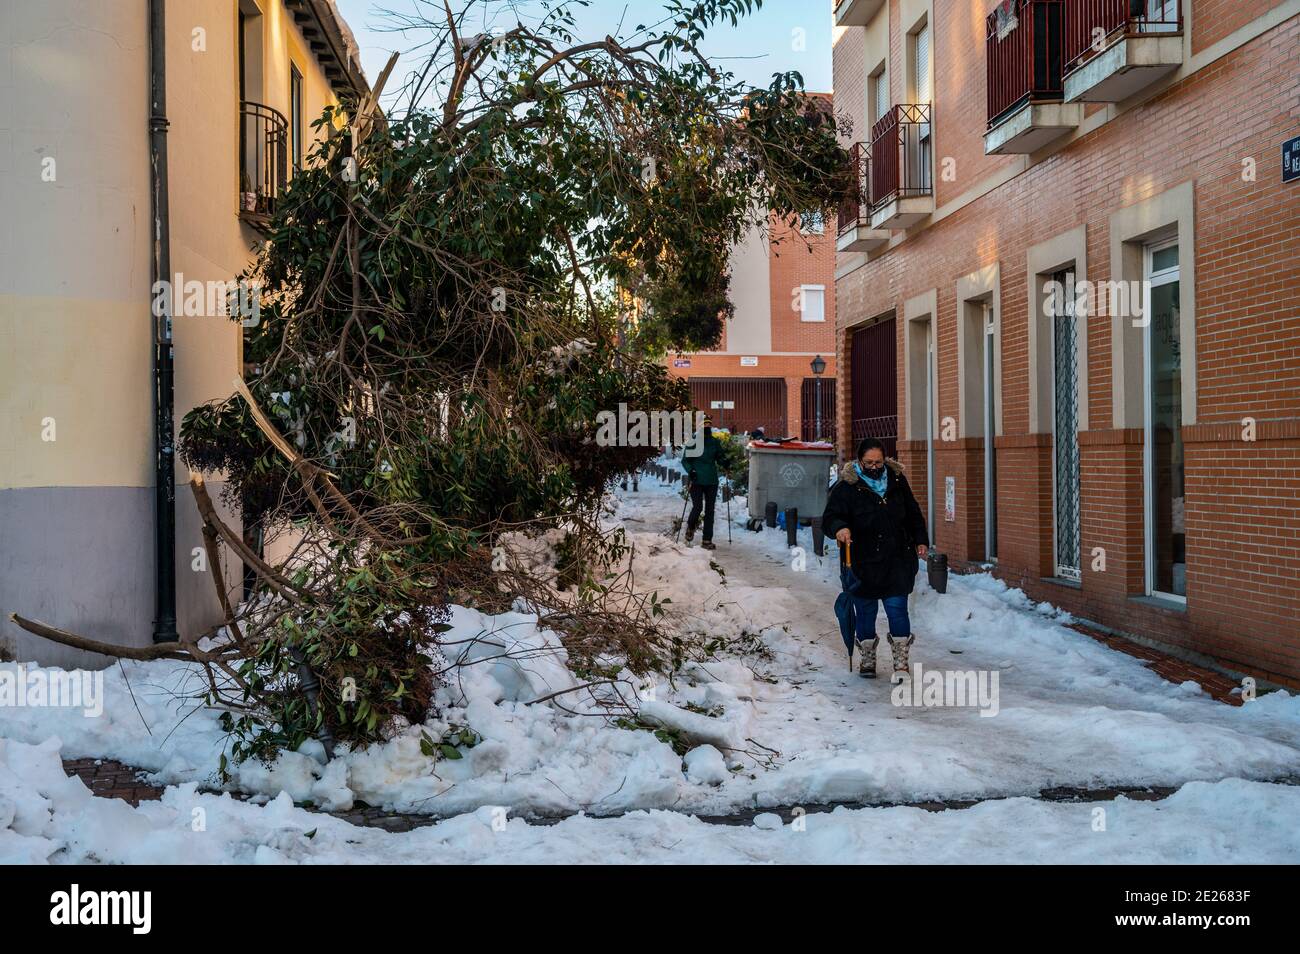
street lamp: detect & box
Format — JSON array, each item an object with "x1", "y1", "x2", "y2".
[{"x1": 810, "y1": 355, "x2": 826, "y2": 441}]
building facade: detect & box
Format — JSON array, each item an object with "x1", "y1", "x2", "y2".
[
  {"x1": 833, "y1": 0, "x2": 1300, "y2": 685},
  {"x1": 0, "y1": 0, "x2": 366, "y2": 666},
  {"x1": 667, "y1": 206, "x2": 840, "y2": 441}
]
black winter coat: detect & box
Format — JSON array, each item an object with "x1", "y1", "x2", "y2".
[{"x1": 822, "y1": 460, "x2": 929, "y2": 599}]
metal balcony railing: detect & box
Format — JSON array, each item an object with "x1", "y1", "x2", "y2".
[
  {"x1": 869, "y1": 104, "x2": 932, "y2": 209},
  {"x1": 239, "y1": 100, "x2": 288, "y2": 223},
  {"x1": 837, "y1": 141, "x2": 871, "y2": 235},
  {"x1": 1063, "y1": 0, "x2": 1181, "y2": 75},
  {"x1": 986, "y1": 0, "x2": 1065, "y2": 128}
]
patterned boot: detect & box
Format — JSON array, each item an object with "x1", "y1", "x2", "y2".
[
  {"x1": 855, "y1": 636, "x2": 879, "y2": 679},
  {"x1": 887, "y1": 634, "x2": 915, "y2": 678}
]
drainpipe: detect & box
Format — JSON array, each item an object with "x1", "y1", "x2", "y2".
[{"x1": 149, "y1": 0, "x2": 178, "y2": 643}]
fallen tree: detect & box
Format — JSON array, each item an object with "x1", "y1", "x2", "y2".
[{"x1": 17, "y1": 0, "x2": 849, "y2": 768}]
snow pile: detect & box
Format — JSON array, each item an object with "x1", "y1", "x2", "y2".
[{"x1": 5, "y1": 735, "x2": 1300, "y2": 864}]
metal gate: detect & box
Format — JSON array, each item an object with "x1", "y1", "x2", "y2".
[
  {"x1": 800, "y1": 378, "x2": 837, "y2": 442},
  {"x1": 687, "y1": 378, "x2": 786, "y2": 436},
  {"x1": 1052, "y1": 270, "x2": 1081, "y2": 579},
  {"x1": 849, "y1": 318, "x2": 898, "y2": 458}
]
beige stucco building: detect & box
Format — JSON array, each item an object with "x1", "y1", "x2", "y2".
[{"x1": 0, "y1": 0, "x2": 367, "y2": 666}]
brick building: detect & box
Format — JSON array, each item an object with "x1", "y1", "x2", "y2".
[
  {"x1": 666, "y1": 94, "x2": 840, "y2": 441},
  {"x1": 832, "y1": 0, "x2": 1300, "y2": 685}
]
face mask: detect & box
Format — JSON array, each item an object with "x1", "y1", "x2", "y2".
[
  {"x1": 703, "y1": 428, "x2": 712, "y2": 439},
  {"x1": 862, "y1": 463, "x2": 884, "y2": 479}
]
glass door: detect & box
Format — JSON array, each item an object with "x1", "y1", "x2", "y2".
[
  {"x1": 1144, "y1": 240, "x2": 1185, "y2": 600},
  {"x1": 983, "y1": 304, "x2": 997, "y2": 561}
]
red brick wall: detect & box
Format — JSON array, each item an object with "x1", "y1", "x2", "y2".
[
  {"x1": 1193, "y1": 0, "x2": 1290, "y2": 52},
  {"x1": 768, "y1": 213, "x2": 838, "y2": 354},
  {"x1": 833, "y1": 5, "x2": 1300, "y2": 685},
  {"x1": 933, "y1": 0, "x2": 1019, "y2": 208}
]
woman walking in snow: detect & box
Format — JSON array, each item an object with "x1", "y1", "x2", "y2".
[{"x1": 822, "y1": 437, "x2": 929, "y2": 679}]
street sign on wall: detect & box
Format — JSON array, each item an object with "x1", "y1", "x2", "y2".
[
  {"x1": 740, "y1": 356, "x2": 758, "y2": 367},
  {"x1": 1284, "y1": 135, "x2": 1300, "y2": 184}
]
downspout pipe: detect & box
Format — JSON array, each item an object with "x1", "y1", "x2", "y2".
[{"x1": 149, "y1": 0, "x2": 178, "y2": 643}]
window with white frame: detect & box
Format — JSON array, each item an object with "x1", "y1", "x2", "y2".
[{"x1": 799, "y1": 285, "x2": 826, "y2": 322}]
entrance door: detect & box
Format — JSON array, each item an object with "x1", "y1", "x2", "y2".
[
  {"x1": 800, "y1": 378, "x2": 837, "y2": 443},
  {"x1": 850, "y1": 317, "x2": 899, "y2": 458},
  {"x1": 688, "y1": 378, "x2": 786, "y2": 437},
  {"x1": 982, "y1": 304, "x2": 998, "y2": 561},
  {"x1": 1051, "y1": 269, "x2": 1081, "y2": 579},
  {"x1": 926, "y1": 329, "x2": 935, "y2": 544}
]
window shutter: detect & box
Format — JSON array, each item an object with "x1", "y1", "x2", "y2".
[
  {"x1": 914, "y1": 24, "x2": 930, "y2": 104},
  {"x1": 874, "y1": 71, "x2": 888, "y2": 123}
]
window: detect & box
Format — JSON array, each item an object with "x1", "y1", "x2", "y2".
[
  {"x1": 1144, "y1": 239, "x2": 1185, "y2": 600},
  {"x1": 290, "y1": 63, "x2": 304, "y2": 172},
  {"x1": 912, "y1": 22, "x2": 931, "y2": 104},
  {"x1": 799, "y1": 210, "x2": 825, "y2": 234},
  {"x1": 911, "y1": 21, "x2": 932, "y2": 187},
  {"x1": 871, "y1": 66, "x2": 889, "y2": 125},
  {"x1": 799, "y1": 285, "x2": 826, "y2": 322},
  {"x1": 1050, "y1": 268, "x2": 1081, "y2": 580},
  {"x1": 1146, "y1": 0, "x2": 1179, "y2": 32}
]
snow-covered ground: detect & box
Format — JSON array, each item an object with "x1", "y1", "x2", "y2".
[
  {"x1": 7, "y1": 735, "x2": 1299, "y2": 863},
  {"x1": 3, "y1": 469, "x2": 1299, "y2": 863}
]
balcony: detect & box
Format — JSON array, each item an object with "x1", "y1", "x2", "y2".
[
  {"x1": 985, "y1": 0, "x2": 1082, "y2": 154},
  {"x1": 1062, "y1": 0, "x2": 1183, "y2": 103},
  {"x1": 834, "y1": 0, "x2": 887, "y2": 27},
  {"x1": 836, "y1": 142, "x2": 891, "y2": 254},
  {"x1": 868, "y1": 104, "x2": 934, "y2": 231},
  {"x1": 239, "y1": 100, "x2": 288, "y2": 232}
]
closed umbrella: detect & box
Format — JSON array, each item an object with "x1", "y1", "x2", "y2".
[{"x1": 834, "y1": 541, "x2": 857, "y2": 670}]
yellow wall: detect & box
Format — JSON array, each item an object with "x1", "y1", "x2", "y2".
[
  {"x1": 0, "y1": 0, "x2": 344, "y2": 492},
  {"x1": 0, "y1": 0, "x2": 354, "y2": 656}
]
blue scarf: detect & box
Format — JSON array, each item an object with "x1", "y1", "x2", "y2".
[{"x1": 854, "y1": 462, "x2": 888, "y2": 497}]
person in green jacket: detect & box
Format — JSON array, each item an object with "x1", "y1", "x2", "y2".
[{"x1": 682, "y1": 417, "x2": 723, "y2": 549}]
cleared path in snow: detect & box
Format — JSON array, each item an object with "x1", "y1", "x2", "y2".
[{"x1": 612, "y1": 475, "x2": 1300, "y2": 811}]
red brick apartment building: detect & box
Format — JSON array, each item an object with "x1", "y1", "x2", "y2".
[
  {"x1": 666, "y1": 96, "x2": 840, "y2": 441},
  {"x1": 832, "y1": 0, "x2": 1300, "y2": 685}
]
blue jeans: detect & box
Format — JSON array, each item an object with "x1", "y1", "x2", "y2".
[{"x1": 850, "y1": 593, "x2": 911, "y2": 640}]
